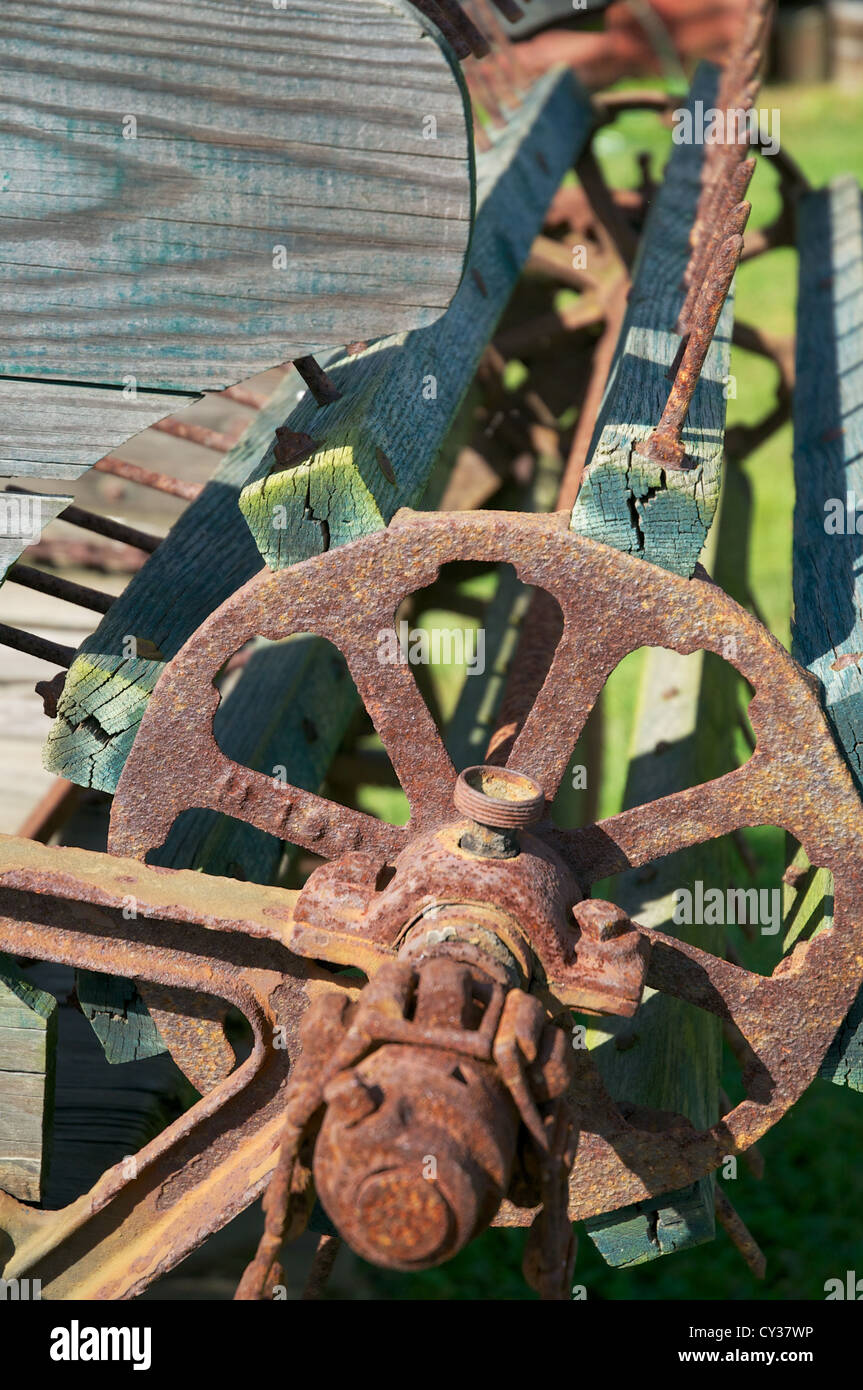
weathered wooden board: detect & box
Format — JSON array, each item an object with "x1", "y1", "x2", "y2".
[
  {"x1": 790, "y1": 176, "x2": 863, "y2": 1091},
  {"x1": 0, "y1": 957, "x2": 56, "y2": 1202},
  {"x1": 570, "y1": 64, "x2": 733, "y2": 577},
  {"x1": 238, "y1": 67, "x2": 591, "y2": 564},
  {"x1": 0, "y1": 0, "x2": 473, "y2": 399},
  {"x1": 0, "y1": 381, "x2": 196, "y2": 479}
]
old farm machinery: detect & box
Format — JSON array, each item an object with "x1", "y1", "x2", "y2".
[{"x1": 0, "y1": 0, "x2": 862, "y2": 1301}]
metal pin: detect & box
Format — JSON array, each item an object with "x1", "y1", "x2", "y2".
[
  {"x1": 6, "y1": 485, "x2": 161, "y2": 553},
  {"x1": 678, "y1": 157, "x2": 755, "y2": 333},
  {"x1": 6, "y1": 563, "x2": 114, "y2": 615},
  {"x1": 152, "y1": 417, "x2": 241, "y2": 453},
  {"x1": 0, "y1": 622, "x2": 76, "y2": 668},
  {"x1": 636, "y1": 209, "x2": 749, "y2": 470},
  {"x1": 94, "y1": 455, "x2": 204, "y2": 502},
  {"x1": 434, "y1": 0, "x2": 491, "y2": 58},
  {"x1": 715, "y1": 1187, "x2": 767, "y2": 1279},
  {"x1": 301, "y1": 1234, "x2": 342, "y2": 1301},
  {"x1": 292, "y1": 355, "x2": 342, "y2": 407}
]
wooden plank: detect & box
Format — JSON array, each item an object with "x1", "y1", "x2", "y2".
[
  {"x1": 570, "y1": 64, "x2": 733, "y2": 578},
  {"x1": 238, "y1": 67, "x2": 592, "y2": 565},
  {"x1": 0, "y1": 0, "x2": 473, "y2": 399},
  {"x1": 789, "y1": 176, "x2": 863, "y2": 1091},
  {"x1": 0, "y1": 381, "x2": 197, "y2": 478},
  {"x1": 0, "y1": 957, "x2": 56, "y2": 1202},
  {"x1": 582, "y1": 472, "x2": 743, "y2": 1262}
]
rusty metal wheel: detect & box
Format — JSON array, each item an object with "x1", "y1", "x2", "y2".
[{"x1": 106, "y1": 508, "x2": 863, "y2": 1245}]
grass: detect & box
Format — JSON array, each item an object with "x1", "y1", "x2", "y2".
[{"x1": 331, "y1": 79, "x2": 863, "y2": 1301}]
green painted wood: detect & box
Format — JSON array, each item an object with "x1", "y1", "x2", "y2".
[
  {"x1": 44, "y1": 367, "x2": 312, "y2": 792},
  {"x1": 238, "y1": 67, "x2": 593, "y2": 565},
  {"x1": 0, "y1": 956, "x2": 56, "y2": 1202},
  {"x1": 790, "y1": 176, "x2": 863, "y2": 1091},
  {"x1": 0, "y1": 0, "x2": 473, "y2": 401},
  {"x1": 585, "y1": 1183, "x2": 714, "y2": 1267},
  {"x1": 570, "y1": 64, "x2": 733, "y2": 578}
]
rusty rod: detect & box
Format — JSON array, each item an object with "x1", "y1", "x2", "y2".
[
  {"x1": 292, "y1": 355, "x2": 343, "y2": 407},
  {"x1": 6, "y1": 486, "x2": 161, "y2": 554},
  {"x1": 0, "y1": 623, "x2": 76, "y2": 668},
  {"x1": 94, "y1": 455, "x2": 205, "y2": 502},
  {"x1": 6, "y1": 564, "x2": 115, "y2": 615},
  {"x1": 714, "y1": 1186, "x2": 767, "y2": 1278}
]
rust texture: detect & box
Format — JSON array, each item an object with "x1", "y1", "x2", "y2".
[
  {"x1": 638, "y1": 203, "x2": 750, "y2": 470},
  {"x1": 96, "y1": 509, "x2": 863, "y2": 1287},
  {"x1": 93, "y1": 455, "x2": 204, "y2": 502}
]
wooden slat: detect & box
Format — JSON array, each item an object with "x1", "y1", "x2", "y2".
[
  {"x1": 0, "y1": 957, "x2": 56, "y2": 1202},
  {"x1": 0, "y1": 0, "x2": 472, "y2": 399},
  {"x1": 0, "y1": 493, "x2": 72, "y2": 582},
  {"x1": 570, "y1": 64, "x2": 733, "y2": 577},
  {"x1": 789, "y1": 176, "x2": 863, "y2": 1091},
  {"x1": 0, "y1": 381, "x2": 197, "y2": 479}
]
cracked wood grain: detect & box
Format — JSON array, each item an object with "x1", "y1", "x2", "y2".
[
  {"x1": 0, "y1": 0, "x2": 473, "y2": 399},
  {"x1": 570, "y1": 64, "x2": 733, "y2": 577}
]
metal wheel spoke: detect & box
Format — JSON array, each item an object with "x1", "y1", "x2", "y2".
[
  {"x1": 552, "y1": 754, "x2": 775, "y2": 887},
  {"x1": 339, "y1": 633, "x2": 458, "y2": 827}
]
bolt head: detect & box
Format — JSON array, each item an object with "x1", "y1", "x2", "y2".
[{"x1": 572, "y1": 899, "x2": 632, "y2": 942}]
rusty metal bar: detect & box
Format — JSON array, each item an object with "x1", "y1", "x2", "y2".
[
  {"x1": 292, "y1": 355, "x2": 343, "y2": 407},
  {"x1": 0, "y1": 623, "x2": 76, "y2": 668},
  {"x1": 152, "y1": 417, "x2": 240, "y2": 453},
  {"x1": 6, "y1": 564, "x2": 115, "y2": 615},
  {"x1": 94, "y1": 455, "x2": 205, "y2": 502},
  {"x1": 714, "y1": 1186, "x2": 766, "y2": 1278},
  {"x1": 6, "y1": 486, "x2": 161, "y2": 554}
]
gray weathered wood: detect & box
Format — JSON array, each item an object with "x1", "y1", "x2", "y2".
[
  {"x1": 0, "y1": 956, "x2": 56, "y2": 1201},
  {"x1": 0, "y1": 0, "x2": 473, "y2": 399},
  {"x1": 0, "y1": 492, "x2": 72, "y2": 582},
  {"x1": 570, "y1": 64, "x2": 733, "y2": 577},
  {"x1": 790, "y1": 176, "x2": 863, "y2": 1091},
  {"x1": 0, "y1": 381, "x2": 196, "y2": 478}
]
